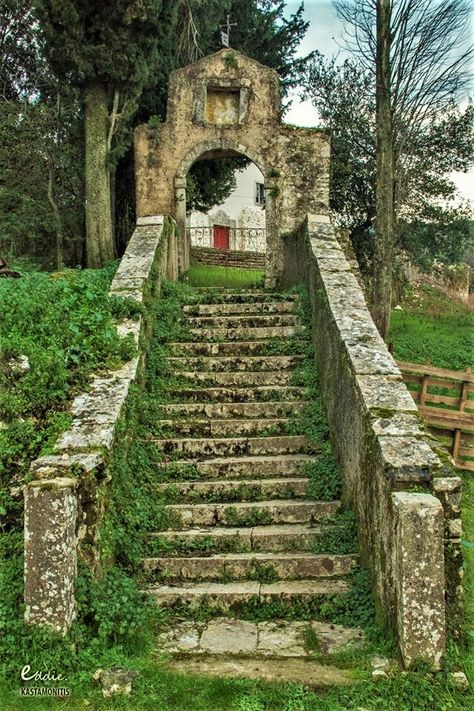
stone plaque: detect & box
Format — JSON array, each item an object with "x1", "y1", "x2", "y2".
[{"x1": 205, "y1": 88, "x2": 240, "y2": 125}]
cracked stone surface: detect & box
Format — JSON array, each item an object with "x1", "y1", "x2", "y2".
[{"x1": 157, "y1": 618, "x2": 364, "y2": 658}]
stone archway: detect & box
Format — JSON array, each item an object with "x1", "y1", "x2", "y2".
[
  {"x1": 173, "y1": 139, "x2": 273, "y2": 279},
  {"x1": 134, "y1": 48, "x2": 331, "y2": 287}
]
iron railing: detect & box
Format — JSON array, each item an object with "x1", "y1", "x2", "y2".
[{"x1": 187, "y1": 226, "x2": 266, "y2": 253}]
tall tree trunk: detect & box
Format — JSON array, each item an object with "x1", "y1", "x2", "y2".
[
  {"x1": 47, "y1": 163, "x2": 63, "y2": 270},
  {"x1": 84, "y1": 82, "x2": 115, "y2": 268},
  {"x1": 372, "y1": 0, "x2": 394, "y2": 340}
]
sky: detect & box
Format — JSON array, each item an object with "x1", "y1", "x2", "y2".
[{"x1": 282, "y1": 0, "x2": 473, "y2": 205}]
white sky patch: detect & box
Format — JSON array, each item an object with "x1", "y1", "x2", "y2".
[{"x1": 283, "y1": 0, "x2": 473, "y2": 205}]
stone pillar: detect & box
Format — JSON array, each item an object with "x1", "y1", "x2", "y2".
[
  {"x1": 392, "y1": 492, "x2": 445, "y2": 669},
  {"x1": 174, "y1": 177, "x2": 188, "y2": 273},
  {"x1": 24, "y1": 478, "x2": 78, "y2": 634}
]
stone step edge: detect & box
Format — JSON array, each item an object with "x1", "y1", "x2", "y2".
[
  {"x1": 154, "y1": 453, "x2": 317, "y2": 475},
  {"x1": 163, "y1": 500, "x2": 339, "y2": 526},
  {"x1": 154, "y1": 476, "x2": 309, "y2": 493},
  {"x1": 155, "y1": 417, "x2": 291, "y2": 432},
  {"x1": 144, "y1": 578, "x2": 349, "y2": 599}
]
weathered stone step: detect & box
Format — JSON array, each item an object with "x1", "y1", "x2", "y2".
[
  {"x1": 165, "y1": 385, "x2": 306, "y2": 403},
  {"x1": 156, "y1": 454, "x2": 317, "y2": 480},
  {"x1": 176, "y1": 370, "x2": 294, "y2": 387},
  {"x1": 169, "y1": 340, "x2": 300, "y2": 356},
  {"x1": 149, "y1": 524, "x2": 328, "y2": 554},
  {"x1": 158, "y1": 617, "x2": 363, "y2": 673},
  {"x1": 187, "y1": 314, "x2": 300, "y2": 329},
  {"x1": 183, "y1": 301, "x2": 298, "y2": 315},
  {"x1": 143, "y1": 552, "x2": 357, "y2": 582},
  {"x1": 159, "y1": 401, "x2": 305, "y2": 419},
  {"x1": 189, "y1": 326, "x2": 302, "y2": 341},
  {"x1": 146, "y1": 578, "x2": 348, "y2": 608},
  {"x1": 164, "y1": 500, "x2": 340, "y2": 529},
  {"x1": 155, "y1": 477, "x2": 309, "y2": 502},
  {"x1": 164, "y1": 655, "x2": 358, "y2": 688},
  {"x1": 151, "y1": 434, "x2": 310, "y2": 458},
  {"x1": 168, "y1": 355, "x2": 301, "y2": 372},
  {"x1": 157, "y1": 417, "x2": 290, "y2": 438},
  {"x1": 188, "y1": 290, "x2": 298, "y2": 300}
]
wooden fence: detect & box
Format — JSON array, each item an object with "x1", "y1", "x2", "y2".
[{"x1": 397, "y1": 361, "x2": 474, "y2": 472}]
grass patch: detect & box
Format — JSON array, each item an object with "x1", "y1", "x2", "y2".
[
  {"x1": 186, "y1": 264, "x2": 264, "y2": 288},
  {"x1": 390, "y1": 285, "x2": 474, "y2": 370}
]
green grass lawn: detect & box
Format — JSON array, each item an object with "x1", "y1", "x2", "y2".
[
  {"x1": 186, "y1": 264, "x2": 264, "y2": 288},
  {"x1": 390, "y1": 285, "x2": 474, "y2": 370}
]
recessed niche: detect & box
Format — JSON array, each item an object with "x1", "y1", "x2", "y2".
[{"x1": 205, "y1": 88, "x2": 240, "y2": 125}]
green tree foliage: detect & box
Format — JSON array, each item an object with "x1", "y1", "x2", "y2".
[
  {"x1": 34, "y1": 0, "x2": 183, "y2": 267},
  {"x1": 302, "y1": 54, "x2": 474, "y2": 272},
  {"x1": 0, "y1": 94, "x2": 84, "y2": 268},
  {"x1": 0, "y1": 0, "x2": 41, "y2": 99}
]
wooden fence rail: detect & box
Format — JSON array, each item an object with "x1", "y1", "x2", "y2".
[{"x1": 397, "y1": 361, "x2": 474, "y2": 472}]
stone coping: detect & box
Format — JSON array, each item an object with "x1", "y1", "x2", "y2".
[
  {"x1": 306, "y1": 213, "x2": 445, "y2": 482},
  {"x1": 28, "y1": 223, "x2": 165, "y2": 477}
]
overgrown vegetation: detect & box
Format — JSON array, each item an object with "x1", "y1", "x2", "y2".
[{"x1": 0, "y1": 263, "x2": 137, "y2": 485}]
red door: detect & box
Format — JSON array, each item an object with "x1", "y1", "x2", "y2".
[{"x1": 213, "y1": 225, "x2": 230, "y2": 250}]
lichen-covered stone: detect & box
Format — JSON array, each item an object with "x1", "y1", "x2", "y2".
[
  {"x1": 281, "y1": 214, "x2": 448, "y2": 669},
  {"x1": 392, "y1": 493, "x2": 445, "y2": 669},
  {"x1": 24, "y1": 478, "x2": 78, "y2": 633},
  {"x1": 24, "y1": 218, "x2": 178, "y2": 633}
]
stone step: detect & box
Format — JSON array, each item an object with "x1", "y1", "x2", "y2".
[
  {"x1": 168, "y1": 355, "x2": 301, "y2": 372},
  {"x1": 165, "y1": 385, "x2": 306, "y2": 403},
  {"x1": 146, "y1": 578, "x2": 348, "y2": 609},
  {"x1": 169, "y1": 340, "x2": 299, "y2": 356},
  {"x1": 185, "y1": 291, "x2": 299, "y2": 303},
  {"x1": 156, "y1": 417, "x2": 290, "y2": 438},
  {"x1": 163, "y1": 655, "x2": 358, "y2": 687},
  {"x1": 158, "y1": 618, "x2": 363, "y2": 684},
  {"x1": 189, "y1": 326, "x2": 303, "y2": 341},
  {"x1": 159, "y1": 401, "x2": 305, "y2": 419},
  {"x1": 165, "y1": 500, "x2": 340, "y2": 529},
  {"x1": 151, "y1": 434, "x2": 310, "y2": 458},
  {"x1": 157, "y1": 616, "x2": 363, "y2": 659},
  {"x1": 155, "y1": 454, "x2": 317, "y2": 480},
  {"x1": 186, "y1": 314, "x2": 300, "y2": 329},
  {"x1": 175, "y1": 370, "x2": 294, "y2": 387},
  {"x1": 143, "y1": 552, "x2": 357, "y2": 583},
  {"x1": 149, "y1": 524, "x2": 328, "y2": 554},
  {"x1": 155, "y1": 477, "x2": 309, "y2": 502},
  {"x1": 183, "y1": 301, "x2": 298, "y2": 315}
]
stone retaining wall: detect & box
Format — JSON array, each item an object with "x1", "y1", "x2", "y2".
[
  {"x1": 191, "y1": 246, "x2": 265, "y2": 270},
  {"x1": 23, "y1": 217, "x2": 178, "y2": 633},
  {"x1": 281, "y1": 215, "x2": 462, "y2": 669}
]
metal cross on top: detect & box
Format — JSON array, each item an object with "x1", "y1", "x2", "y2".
[{"x1": 220, "y1": 14, "x2": 237, "y2": 48}]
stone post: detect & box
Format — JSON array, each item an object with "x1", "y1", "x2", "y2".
[
  {"x1": 24, "y1": 478, "x2": 78, "y2": 634},
  {"x1": 174, "y1": 177, "x2": 188, "y2": 272},
  {"x1": 392, "y1": 492, "x2": 445, "y2": 669}
]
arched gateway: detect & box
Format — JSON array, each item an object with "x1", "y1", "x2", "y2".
[{"x1": 134, "y1": 48, "x2": 331, "y2": 287}]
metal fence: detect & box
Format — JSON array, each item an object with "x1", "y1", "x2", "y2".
[{"x1": 187, "y1": 226, "x2": 266, "y2": 253}]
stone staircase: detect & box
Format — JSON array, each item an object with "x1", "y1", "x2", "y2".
[{"x1": 140, "y1": 287, "x2": 364, "y2": 682}]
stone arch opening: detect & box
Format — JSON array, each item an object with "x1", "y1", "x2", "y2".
[{"x1": 174, "y1": 140, "x2": 271, "y2": 278}]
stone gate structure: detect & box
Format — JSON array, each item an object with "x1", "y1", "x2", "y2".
[{"x1": 134, "y1": 48, "x2": 330, "y2": 287}]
